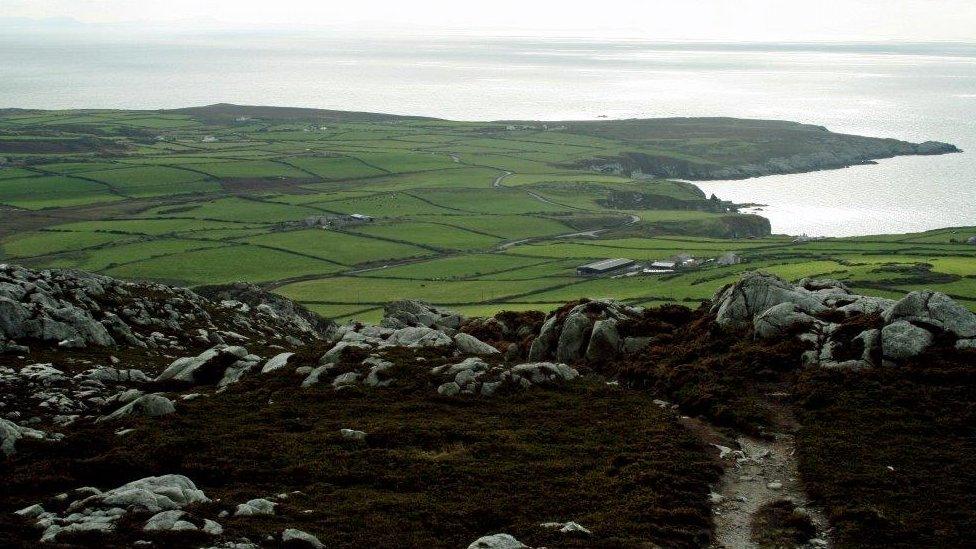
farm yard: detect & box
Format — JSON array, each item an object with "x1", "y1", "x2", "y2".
[{"x1": 1, "y1": 105, "x2": 975, "y2": 322}]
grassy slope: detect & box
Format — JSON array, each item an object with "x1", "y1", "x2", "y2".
[{"x1": 0, "y1": 106, "x2": 973, "y2": 324}]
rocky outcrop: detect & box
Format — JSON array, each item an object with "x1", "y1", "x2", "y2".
[
  {"x1": 1, "y1": 418, "x2": 62, "y2": 457},
  {"x1": 156, "y1": 345, "x2": 261, "y2": 387},
  {"x1": 0, "y1": 264, "x2": 329, "y2": 353},
  {"x1": 711, "y1": 272, "x2": 976, "y2": 368},
  {"x1": 23, "y1": 474, "x2": 210, "y2": 542},
  {"x1": 382, "y1": 300, "x2": 462, "y2": 334},
  {"x1": 468, "y1": 534, "x2": 529, "y2": 549},
  {"x1": 97, "y1": 393, "x2": 175, "y2": 422},
  {"x1": 431, "y1": 358, "x2": 579, "y2": 397},
  {"x1": 528, "y1": 300, "x2": 644, "y2": 362}
]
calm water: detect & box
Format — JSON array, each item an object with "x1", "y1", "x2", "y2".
[{"x1": 1, "y1": 34, "x2": 973, "y2": 236}]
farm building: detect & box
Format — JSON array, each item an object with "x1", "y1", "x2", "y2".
[
  {"x1": 967, "y1": 236, "x2": 976, "y2": 245},
  {"x1": 650, "y1": 260, "x2": 677, "y2": 270},
  {"x1": 303, "y1": 214, "x2": 374, "y2": 229},
  {"x1": 576, "y1": 258, "x2": 635, "y2": 277},
  {"x1": 717, "y1": 252, "x2": 743, "y2": 266}
]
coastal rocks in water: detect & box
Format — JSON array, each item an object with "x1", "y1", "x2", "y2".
[
  {"x1": 1, "y1": 418, "x2": 62, "y2": 457},
  {"x1": 282, "y1": 528, "x2": 325, "y2": 548},
  {"x1": 97, "y1": 393, "x2": 176, "y2": 422},
  {"x1": 29, "y1": 474, "x2": 209, "y2": 542},
  {"x1": 467, "y1": 533, "x2": 529, "y2": 549}
]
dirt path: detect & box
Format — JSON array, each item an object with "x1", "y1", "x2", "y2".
[
  {"x1": 666, "y1": 401, "x2": 830, "y2": 549},
  {"x1": 492, "y1": 170, "x2": 513, "y2": 187},
  {"x1": 707, "y1": 431, "x2": 830, "y2": 548}
]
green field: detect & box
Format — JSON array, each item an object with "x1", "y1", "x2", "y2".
[{"x1": 1, "y1": 105, "x2": 974, "y2": 319}]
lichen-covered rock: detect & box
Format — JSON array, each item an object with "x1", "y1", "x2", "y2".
[
  {"x1": 711, "y1": 272, "x2": 827, "y2": 327},
  {"x1": 29, "y1": 474, "x2": 209, "y2": 542},
  {"x1": 586, "y1": 318, "x2": 622, "y2": 360},
  {"x1": 530, "y1": 300, "x2": 638, "y2": 362},
  {"x1": 753, "y1": 302, "x2": 819, "y2": 339},
  {"x1": 884, "y1": 291, "x2": 976, "y2": 339},
  {"x1": 0, "y1": 264, "x2": 327, "y2": 353},
  {"x1": 98, "y1": 393, "x2": 175, "y2": 422},
  {"x1": 156, "y1": 345, "x2": 253, "y2": 386},
  {"x1": 382, "y1": 300, "x2": 463, "y2": 334},
  {"x1": 454, "y1": 332, "x2": 500, "y2": 355},
  {"x1": 1, "y1": 418, "x2": 62, "y2": 457},
  {"x1": 261, "y1": 352, "x2": 294, "y2": 374},
  {"x1": 235, "y1": 498, "x2": 276, "y2": 516},
  {"x1": 467, "y1": 533, "x2": 529, "y2": 549},
  {"x1": 144, "y1": 510, "x2": 222, "y2": 534},
  {"x1": 431, "y1": 358, "x2": 578, "y2": 397},
  {"x1": 882, "y1": 321, "x2": 934, "y2": 360},
  {"x1": 282, "y1": 528, "x2": 325, "y2": 548},
  {"x1": 387, "y1": 326, "x2": 453, "y2": 348}
]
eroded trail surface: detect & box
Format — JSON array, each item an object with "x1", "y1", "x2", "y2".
[
  {"x1": 708, "y1": 431, "x2": 830, "y2": 548},
  {"x1": 670, "y1": 402, "x2": 830, "y2": 549}
]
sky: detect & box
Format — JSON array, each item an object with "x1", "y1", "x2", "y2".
[{"x1": 4, "y1": 0, "x2": 976, "y2": 42}]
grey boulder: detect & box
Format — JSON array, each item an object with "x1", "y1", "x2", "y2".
[
  {"x1": 882, "y1": 321, "x2": 934, "y2": 360},
  {"x1": 454, "y1": 332, "x2": 500, "y2": 355},
  {"x1": 98, "y1": 394, "x2": 175, "y2": 422}
]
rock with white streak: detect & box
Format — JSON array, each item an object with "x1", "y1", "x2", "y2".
[
  {"x1": 282, "y1": 528, "x2": 325, "y2": 548},
  {"x1": 261, "y1": 352, "x2": 295, "y2": 373}
]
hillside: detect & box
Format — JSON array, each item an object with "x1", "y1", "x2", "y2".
[
  {"x1": 1, "y1": 265, "x2": 974, "y2": 547},
  {"x1": 0, "y1": 106, "x2": 973, "y2": 325},
  {"x1": 557, "y1": 117, "x2": 960, "y2": 180}
]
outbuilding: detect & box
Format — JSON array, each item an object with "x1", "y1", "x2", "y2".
[{"x1": 576, "y1": 258, "x2": 635, "y2": 277}]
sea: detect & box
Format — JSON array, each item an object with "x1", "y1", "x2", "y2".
[{"x1": 1, "y1": 33, "x2": 973, "y2": 237}]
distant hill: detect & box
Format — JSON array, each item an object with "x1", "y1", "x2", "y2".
[{"x1": 164, "y1": 103, "x2": 441, "y2": 124}]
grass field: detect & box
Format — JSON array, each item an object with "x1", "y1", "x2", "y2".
[{"x1": 1, "y1": 105, "x2": 974, "y2": 318}]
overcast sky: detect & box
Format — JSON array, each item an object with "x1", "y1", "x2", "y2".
[{"x1": 4, "y1": 0, "x2": 976, "y2": 42}]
